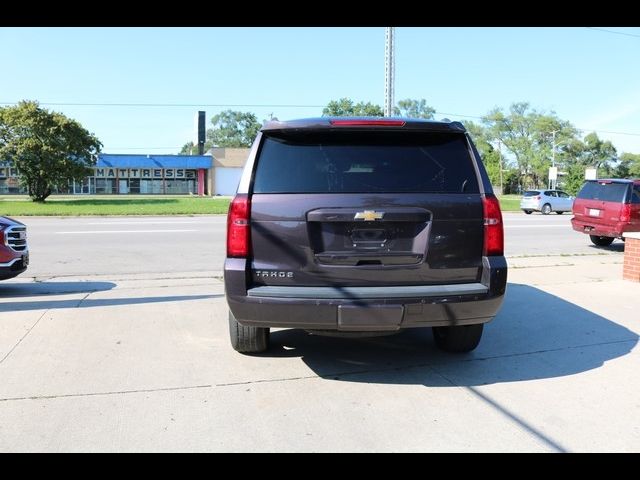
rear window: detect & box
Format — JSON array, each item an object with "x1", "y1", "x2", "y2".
[
  {"x1": 252, "y1": 131, "x2": 480, "y2": 194},
  {"x1": 576, "y1": 182, "x2": 630, "y2": 203},
  {"x1": 523, "y1": 191, "x2": 540, "y2": 197}
]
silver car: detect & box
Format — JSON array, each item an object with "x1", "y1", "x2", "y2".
[{"x1": 520, "y1": 189, "x2": 574, "y2": 214}]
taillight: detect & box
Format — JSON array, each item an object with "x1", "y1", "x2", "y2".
[
  {"x1": 620, "y1": 204, "x2": 632, "y2": 223},
  {"x1": 483, "y1": 194, "x2": 504, "y2": 256},
  {"x1": 535, "y1": 196, "x2": 541, "y2": 200},
  {"x1": 227, "y1": 194, "x2": 251, "y2": 258},
  {"x1": 329, "y1": 119, "x2": 406, "y2": 127}
]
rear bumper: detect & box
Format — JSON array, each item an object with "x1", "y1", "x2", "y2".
[
  {"x1": 225, "y1": 256, "x2": 507, "y2": 331},
  {"x1": 570, "y1": 217, "x2": 634, "y2": 239},
  {"x1": 520, "y1": 201, "x2": 540, "y2": 211}
]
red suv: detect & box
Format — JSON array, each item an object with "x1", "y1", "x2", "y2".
[
  {"x1": 571, "y1": 179, "x2": 640, "y2": 246},
  {"x1": 0, "y1": 216, "x2": 28, "y2": 280}
]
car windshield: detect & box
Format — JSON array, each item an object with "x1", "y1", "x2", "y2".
[{"x1": 523, "y1": 191, "x2": 540, "y2": 197}]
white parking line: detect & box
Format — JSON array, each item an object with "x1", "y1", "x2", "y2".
[{"x1": 55, "y1": 229, "x2": 199, "y2": 234}]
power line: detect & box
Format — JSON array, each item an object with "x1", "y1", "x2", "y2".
[
  {"x1": 577, "y1": 128, "x2": 640, "y2": 137},
  {"x1": 0, "y1": 101, "x2": 325, "y2": 108},
  {"x1": 436, "y1": 111, "x2": 484, "y2": 120},
  {"x1": 586, "y1": 27, "x2": 640, "y2": 39},
  {"x1": 436, "y1": 112, "x2": 640, "y2": 138},
  {"x1": 3, "y1": 100, "x2": 640, "y2": 139},
  {"x1": 110, "y1": 147, "x2": 183, "y2": 150}
]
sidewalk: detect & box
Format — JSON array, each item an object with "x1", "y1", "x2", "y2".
[
  {"x1": 508, "y1": 253, "x2": 624, "y2": 285},
  {"x1": 1, "y1": 255, "x2": 638, "y2": 452}
]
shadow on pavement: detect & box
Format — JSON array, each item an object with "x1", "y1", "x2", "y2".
[
  {"x1": 587, "y1": 242, "x2": 625, "y2": 253},
  {"x1": 263, "y1": 283, "x2": 638, "y2": 387},
  {"x1": 0, "y1": 294, "x2": 222, "y2": 312},
  {"x1": 0, "y1": 281, "x2": 116, "y2": 297}
]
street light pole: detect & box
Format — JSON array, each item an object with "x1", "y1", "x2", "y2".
[{"x1": 550, "y1": 130, "x2": 558, "y2": 189}]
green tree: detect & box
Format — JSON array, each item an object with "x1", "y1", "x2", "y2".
[
  {"x1": 206, "y1": 110, "x2": 261, "y2": 148},
  {"x1": 179, "y1": 141, "x2": 213, "y2": 155},
  {"x1": 322, "y1": 98, "x2": 383, "y2": 116},
  {"x1": 581, "y1": 132, "x2": 617, "y2": 175},
  {"x1": 614, "y1": 152, "x2": 640, "y2": 178},
  {"x1": 463, "y1": 120, "x2": 503, "y2": 188},
  {"x1": 393, "y1": 99, "x2": 435, "y2": 119},
  {"x1": 563, "y1": 162, "x2": 589, "y2": 196},
  {"x1": 554, "y1": 133, "x2": 618, "y2": 194},
  {"x1": 482, "y1": 102, "x2": 579, "y2": 190},
  {"x1": 0, "y1": 101, "x2": 101, "y2": 202},
  {"x1": 556, "y1": 138, "x2": 587, "y2": 195},
  {"x1": 180, "y1": 142, "x2": 195, "y2": 155}
]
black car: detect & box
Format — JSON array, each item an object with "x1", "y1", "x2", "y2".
[{"x1": 224, "y1": 118, "x2": 507, "y2": 354}]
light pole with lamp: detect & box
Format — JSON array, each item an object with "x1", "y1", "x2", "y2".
[{"x1": 498, "y1": 138, "x2": 503, "y2": 194}]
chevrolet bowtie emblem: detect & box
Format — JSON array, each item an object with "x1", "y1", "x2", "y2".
[{"x1": 354, "y1": 210, "x2": 384, "y2": 221}]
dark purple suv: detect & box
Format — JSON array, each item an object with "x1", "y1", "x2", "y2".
[{"x1": 224, "y1": 118, "x2": 507, "y2": 354}]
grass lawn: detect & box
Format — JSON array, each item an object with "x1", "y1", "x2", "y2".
[
  {"x1": 498, "y1": 195, "x2": 521, "y2": 212},
  {"x1": 0, "y1": 195, "x2": 231, "y2": 216},
  {"x1": 0, "y1": 194, "x2": 522, "y2": 216}
]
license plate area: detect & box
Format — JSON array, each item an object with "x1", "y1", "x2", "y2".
[
  {"x1": 310, "y1": 221, "x2": 427, "y2": 253},
  {"x1": 350, "y1": 227, "x2": 388, "y2": 250},
  {"x1": 307, "y1": 207, "x2": 432, "y2": 267},
  {"x1": 338, "y1": 305, "x2": 404, "y2": 331},
  {"x1": 589, "y1": 208, "x2": 601, "y2": 217},
  {"x1": 310, "y1": 221, "x2": 428, "y2": 265}
]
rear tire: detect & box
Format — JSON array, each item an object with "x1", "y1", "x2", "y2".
[
  {"x1": 523, "y1": 210, "x2": 532, "y2": 215},
  {"x1": 589, "y1": 235, "x2": 614, "y2": 247},
  {"x1": 228, "y1": 310, "x2": 269, "y2": 353},
  {"x1": 541, "y1": 204, "x2": 552, "y2": 215},
  {"x1": 432, "y1": 324, "x2": 484, "y2": 353}
]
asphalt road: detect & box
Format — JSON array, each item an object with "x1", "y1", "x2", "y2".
[
  {"x1": 20, "y1": 216, "x2": 227, "y2": 278},
  {"x1": 17, "y1": 212, "x2": 624, "y2": 278}
]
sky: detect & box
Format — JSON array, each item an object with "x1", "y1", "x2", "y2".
[{"x1": 1, "y1": 26, "x2": 640, "y2": 155}]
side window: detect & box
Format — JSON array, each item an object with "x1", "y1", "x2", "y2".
[
  {"x1": 632, "y1": 186, "x2": 640, "y2": 204},
  {"x1": 545, "y1": 191, "x2": 557, "y2": 197},
  {"x1": 557, "y1": 191, "x2": 569, "y2": 198}
]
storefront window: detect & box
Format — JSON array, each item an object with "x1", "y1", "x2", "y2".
[
  {"x1": 95, "y1": 178, "x2": 116, "y2": 194},
  {"x1": 0, "y1": 178, "x2": 26, "y2": 194},
  {"x1": 140, "y1": 179, "x2": 163, "y2": 194},
  {"x1": 165, "y1": 179, "x2": 196, "y2": 194},
  {"x1": 0, "y1": 165, "x2": 206, "y2": 195},
  {"x1": 129, "y1": 179, "x2": 141, "y2": 194}
]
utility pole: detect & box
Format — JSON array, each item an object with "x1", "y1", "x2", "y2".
[
  {"x1": 498, "y1": 139, "x2": 503, "y2": 194},
  {"x1": 384, "y1": 27, "x2": 395, "y2": 117}
]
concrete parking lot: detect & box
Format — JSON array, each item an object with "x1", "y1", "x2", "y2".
[{"x1": 0, "y1": 214, "x2": 638, "y2": 452}]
